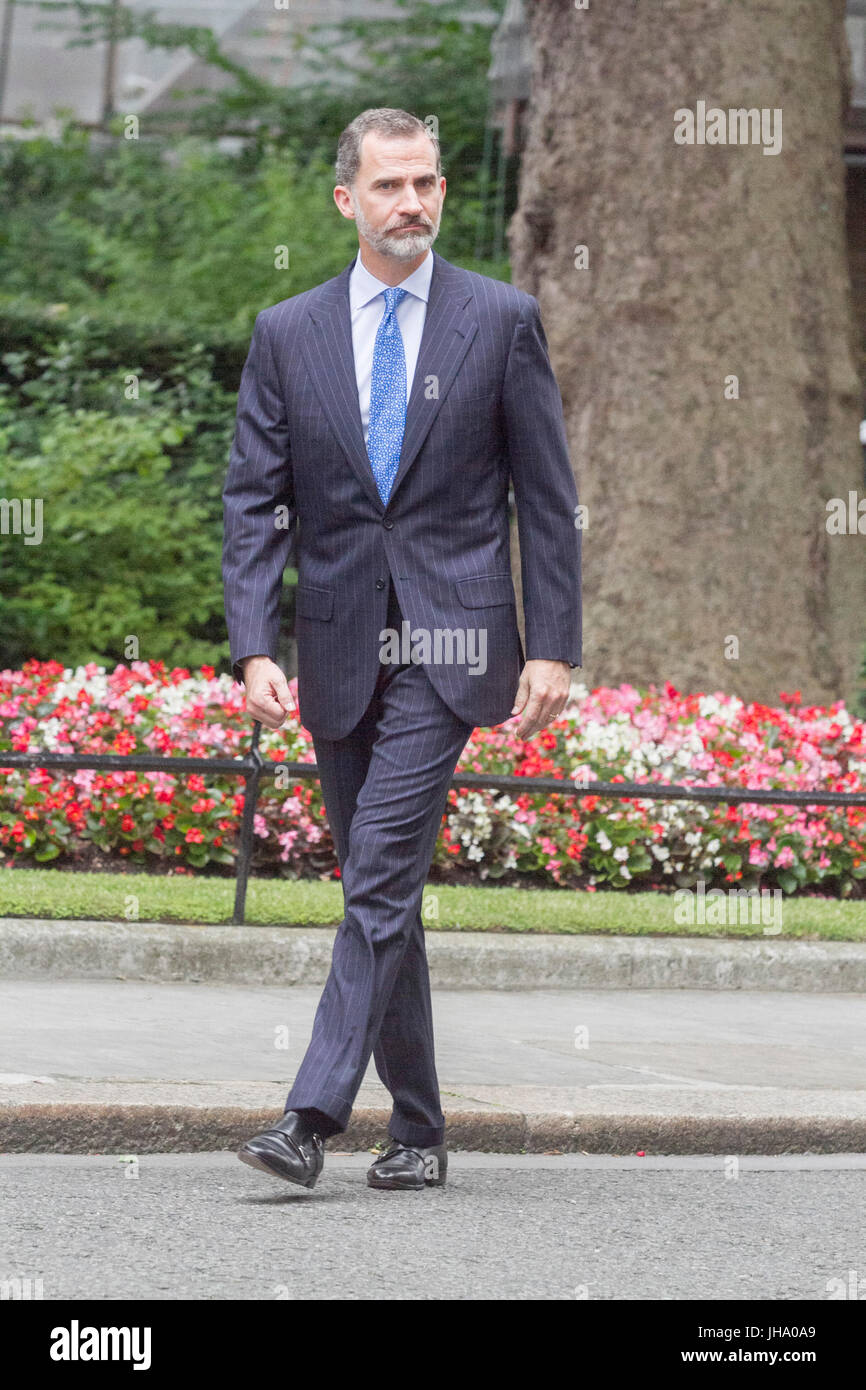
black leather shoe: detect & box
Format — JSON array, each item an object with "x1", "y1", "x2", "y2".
[
  {"x1": 367, "y1": 1139, "x2": 447, "y2": 1190},
  {"x1": 237, "y1": 1110, "x2": 324, "y2": 1189}
]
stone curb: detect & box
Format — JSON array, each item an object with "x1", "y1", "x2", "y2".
[
  {"x1": 3, "y1": 1104, "x2": 866, "y2": 1155},
  {"x1": 2, "y1": 918, "x2": 866, "y2": 991}
]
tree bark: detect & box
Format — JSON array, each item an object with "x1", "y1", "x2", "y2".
[{"x1": 509, "y1": 0, "x2": 865, "y2": 705}]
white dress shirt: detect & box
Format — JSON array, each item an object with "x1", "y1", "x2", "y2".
[{"x1": 348, "y1": 248, "x2": 433, "y2": 446}]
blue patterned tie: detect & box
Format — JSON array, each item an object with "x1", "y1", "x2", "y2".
[{"x1": 367, "y1": 286, "x2": 409, "y2": 505}]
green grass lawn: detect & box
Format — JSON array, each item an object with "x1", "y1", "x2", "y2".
[{"x1": 1, "y1": 868, "x2": 865, "y2": 940}]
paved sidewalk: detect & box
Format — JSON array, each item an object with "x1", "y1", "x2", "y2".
[{"x1": 2, "y1": 979, "x2": 865, "y2": 1153}]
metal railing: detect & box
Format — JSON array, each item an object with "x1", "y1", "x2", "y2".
[{"x1": 2, "y1": 718, "x2": 865, "y2": 923}]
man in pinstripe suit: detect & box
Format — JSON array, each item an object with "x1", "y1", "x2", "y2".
[{"x1": 223, "y1": 108, "x2": 581, "y2": 1192}]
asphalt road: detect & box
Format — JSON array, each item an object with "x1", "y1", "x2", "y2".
[{"x1": 2, "y1": 1153, "x2": 865, "y2": 1300}]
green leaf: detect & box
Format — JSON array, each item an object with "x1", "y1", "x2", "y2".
[{"x1": 34, "y1": 843, "x2": 61, "y2": 861}]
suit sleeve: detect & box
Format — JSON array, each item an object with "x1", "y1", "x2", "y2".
[
  {"x1": 222, "y1": 310, "x2": 297, "y2": 686},
  {"x1": 502, "y1": 295, "x2": 582, "y2": 668}
]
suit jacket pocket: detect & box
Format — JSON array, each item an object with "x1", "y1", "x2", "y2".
[
  {"x1": 455, "y1": 573, "x2": 516, "y2": 608},
  {"x1": 294, "y1": 584, "x2": 334, "y2": 621}
]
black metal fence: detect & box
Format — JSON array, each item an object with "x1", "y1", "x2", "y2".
[{"x1": 2, "y1": 718, "x2": 865, "y2": 923}]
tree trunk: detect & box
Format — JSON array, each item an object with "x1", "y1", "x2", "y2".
[{"x1": 509, "y1": 0, "x2": 865, "y2": 705}]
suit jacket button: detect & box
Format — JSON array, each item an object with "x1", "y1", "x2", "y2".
[
  {"x1": 376, "y1": 579, "x2": 385, "y2": 589},
  {"x1": 383, "y1": 519, "x2": 394, "y2": 529}
]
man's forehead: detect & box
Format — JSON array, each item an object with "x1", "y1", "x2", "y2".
[{"x1": 359, "y1": 134, "x2": 437, "y2": 175}]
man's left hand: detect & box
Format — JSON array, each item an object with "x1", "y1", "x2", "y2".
[{"x1": 510, "y1": 659, "x2": 572, "y2": 740}]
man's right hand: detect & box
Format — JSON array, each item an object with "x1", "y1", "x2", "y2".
[{"x1": 240, "y1": 655, "x2": 295, "y2": 730}]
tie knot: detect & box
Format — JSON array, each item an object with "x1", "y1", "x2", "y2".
[{"x1": 383, "y1": 286, "x2": 408, "y2": 314}]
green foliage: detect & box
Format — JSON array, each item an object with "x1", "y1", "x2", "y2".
[
  {"x1": 0, "y1": 135, "x2": 356, "y2": 332},
  {"x1": 18, "y1": 0, "x2": 509, "y2": 268},
  {"x1": 857, "y1": 641, "x2": 866, "y2": 719},
  {"x1": 0, "y1": 400, "x2": 226, "y2": 668},
  {"x1": 0, "y1": 313, "x2": 257, "y2": 669}
]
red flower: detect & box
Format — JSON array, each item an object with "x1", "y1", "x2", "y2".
[{"x1": 121, "y1": 814, "x2": 135, "y2": 832}]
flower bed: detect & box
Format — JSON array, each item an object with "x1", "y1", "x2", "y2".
[{"x1": 1, "y1": 660, "x2": 864, "y2": 896}]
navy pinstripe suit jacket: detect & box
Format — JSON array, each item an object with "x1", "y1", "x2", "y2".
[{"x1": 222, "y1": 249, "x2": 582, "y2": 741}]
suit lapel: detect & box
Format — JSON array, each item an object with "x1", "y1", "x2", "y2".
[
  {"x1": 301, "y1": 256, "x2": 382, "y2": 512},
  {"x1": 301, "y1": 250, "x2": 478, "y2": 512},
  {"x1": 391, "y1": 253, "x2": 478, "y2": 502}
]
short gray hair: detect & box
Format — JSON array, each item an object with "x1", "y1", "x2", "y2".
[{"x1": 335, "y1": 108, "x2": 441, "y2": 189}]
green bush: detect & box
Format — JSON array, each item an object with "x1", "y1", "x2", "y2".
[
  {"x1": 0, "y1": 133, "x2": 356, "y2": 332},
  {"x1": 0, "y1": 403, "x2": 228, "y2": 668}
]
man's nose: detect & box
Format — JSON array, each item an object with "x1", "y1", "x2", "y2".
[{"x1": 396, "y1": 187, "x2": 424, "y2": 215}]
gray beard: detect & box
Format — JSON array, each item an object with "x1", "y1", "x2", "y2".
[{"x1": 351, "y1": 195, "x2": 440, "y2": 262}]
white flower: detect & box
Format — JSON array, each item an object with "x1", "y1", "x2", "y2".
[
  {"x1": 651, "y1": 844, "x2": 670, "y2": 861},
  {"x1": 613, "y1": 845, "x2": 629, "y2": 862},
  {"x1": 38, "y1": 717, "x2": 63, "y2": 750},
  {"x1": 596, "y1": 830, "x2": 612, "y2": 851}
]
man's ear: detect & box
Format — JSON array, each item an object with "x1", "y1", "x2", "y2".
[{"x1": 334, "y1": 186, "x2": 356, "y2": 221}]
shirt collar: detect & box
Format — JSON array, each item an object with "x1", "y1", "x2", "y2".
[{"x1": 350, "y1": 247, "x2": 434, "y2": 311}]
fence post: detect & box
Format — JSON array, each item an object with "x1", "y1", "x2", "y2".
[{"x1": 233, "y1": 719, "x2": 264, "y2": 926}]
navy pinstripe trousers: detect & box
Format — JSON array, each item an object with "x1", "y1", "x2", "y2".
[{"x1": 284, "y1": 579, "x2": 474, "y2": 1147}]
